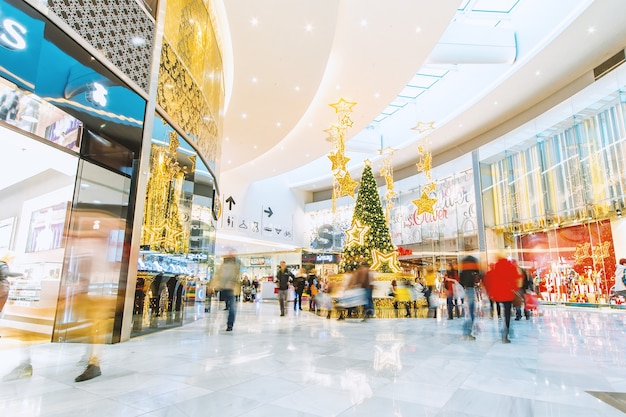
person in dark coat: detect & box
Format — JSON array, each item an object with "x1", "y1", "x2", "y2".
[{"x1": 459, "y1": 255, "x2": 481, "y2": 340}]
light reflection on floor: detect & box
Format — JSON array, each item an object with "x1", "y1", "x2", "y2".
[{"x1": 1, "y1": 301, "x2": 626, "y2": 416}]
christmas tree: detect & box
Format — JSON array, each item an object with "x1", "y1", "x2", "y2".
[{"x1": 339, "y1": 163, "x2": 401, "y2": 273}]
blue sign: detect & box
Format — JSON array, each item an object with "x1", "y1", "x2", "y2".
[{"x1": 0, "y1": 0, "x2": 43, "y2": 89}]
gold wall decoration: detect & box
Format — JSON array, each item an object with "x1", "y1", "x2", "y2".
[
  {"x1": 158, "y1": 41, "x2": 219, "y2": 167},
  {"x1": 326, "y1": 97, "x2": 357, "y2": 211},
  {"x1": 142, "y1": 133, "x2": 189, "y2": 253},
  {"x1": 158, "y1": 0, "x2": 225, "y2": 169}
]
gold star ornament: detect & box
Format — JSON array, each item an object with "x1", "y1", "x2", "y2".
[
  {"x1": 413, "y1": 191, "x2": 438, "y2": 215},
  {"x1": 370, "y1": 249, "x2": 401, "y2": 273},
  {"x1": 329, "y1": 97, "x2": 357, "y2": 114},
  {"x1": 328, "y1": 151, "x2": 350, "y2": 171},
  {"x1": 345, "y1": 220, "x2": 370, "y2": 247},
  {"x1": 335, "y1": 172, "x2": 358, "y2": 198},
  {"x1": 411, "y1": 121, "x2": 435, "y2": 134}
]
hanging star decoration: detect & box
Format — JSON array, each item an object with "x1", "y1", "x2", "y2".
[
  {"x1": 416, "y1": 148, "x2": 432, "y2": 175},
  {"x1": 411, "y1": 121, "x2": 435, "y2": 134},
  {"x1": 345, "y1": 219, "x2": 370, "y2": 247},
  {"x1": 370, "y1": 249, "x2": 401, "y2": 273},
  {"x1": 328, "y1": 151, "x2": 350, "y2": 171},
  {"x1": 423, "y1": 182, "x2": 436, "y2": 193},
  {"x1": 326, "y1": 97, "x2": 357, "y2": 208},
  {"x1": 573, "y1": 243, "x2": 591, "y2": 265},
  {"x1": 380, "y1": 149, "x2": 396, "y2": 223},
  {"x1": 329, "y1": 97, "x2": 357, "y2": 114},
  {"x1": 336, "y1": 171, "x2": 358, "y2": 198},
  {"x1": 413, "y1": 191, "x2": 438, "y2": 215}
]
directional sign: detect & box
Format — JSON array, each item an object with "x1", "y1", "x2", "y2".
[
  {"x1": 264, "y1": 207, "x2": 273, "y2": 217},
  {"x1": 225, "y1": 196, "x2": 236, "y2": 210}
]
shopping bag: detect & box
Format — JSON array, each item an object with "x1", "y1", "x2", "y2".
[
  {"x1": 453, "y1": 281, "x2": 465, "y2": 301},
  {"x1": 336, "y1": 288, "x2": 366, "y2": 308},
  {"x1": 524, "y1": 292, "x2": 539, "y2": 310}
]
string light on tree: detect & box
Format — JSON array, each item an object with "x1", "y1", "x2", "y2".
[{"x1": 338, "y1": 162, "x2": 401, "y2": 273}]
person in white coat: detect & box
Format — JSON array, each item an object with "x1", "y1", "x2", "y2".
[{"x1": 614, "y1": 258, "x2": 626, "y2": 298}]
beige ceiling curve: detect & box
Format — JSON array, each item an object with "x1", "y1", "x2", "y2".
[{"x1": 221, "y1": 0, "x2": 460, "y2": 182}]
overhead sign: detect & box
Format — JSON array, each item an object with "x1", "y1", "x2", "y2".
[
  {"x1": 0, "y1": 0, "x2": 44, "y2": 89},
  {"x1": 249, "y1": 257, "x2": 265, "y2": 266}
]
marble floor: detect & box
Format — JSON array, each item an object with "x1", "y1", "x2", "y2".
[{"x1": 1, "y1": 300, "x2": 626, "y2": 417}]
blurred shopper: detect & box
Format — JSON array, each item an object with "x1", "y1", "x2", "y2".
[
  {"x1": 424, "y1": 266, "x2": 438, "y2": 318},
  {"x1": 276, "y1": 261, "x2": 294, "y2": 316},
  {"x1": 0, "y1": 254, "x2": 22, "y2": 320},
  {"x1": 352, "y1": 262, "x2": 374, "y2": 321},
  {"x1": 613, "y1": 258, "x2": 626, "y2": 299},
  {"x1": 459, "y1": 255, "x2": 481, "y2": 340},
  {"x1": 483, "y1": 254, "x2": 522, "y2": 343},
  {"x1": 515, "y1": 268, "x2": 534, "y2": 320},
  {"x1": 211, "y1": 250, "x2": 242, "y2": 331},
  {"x1": 293, "y1": 267, "x2": 307, "y2": 311},
  {"x1": 445, "y1": 262, "x2": 462, "y2": 319}
]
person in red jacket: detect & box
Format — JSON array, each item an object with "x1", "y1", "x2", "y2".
[{"x1": 483, "y1": 254, "x2": 522, "y2": 343}]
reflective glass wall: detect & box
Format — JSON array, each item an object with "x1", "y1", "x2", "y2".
[{"x1": 480, "y1": 66, "x2": 626, "y2": 305}]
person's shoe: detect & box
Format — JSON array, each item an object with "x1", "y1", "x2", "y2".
[
  {"x1": 514, "y1": 317, "x2": 521, "y2": 321},
  {"x1": 226, "y1": 327, "x2": 233, "y2": 331},
  {"x1": 299, "y1": 308, "x2": 303, "y2": 310},
  {"x1": 75, "y1": 364, "x2": 101, "y2": 382},
  {"x1": 502, "y1": 338, "x2": 511, "y2": 344},
  {"x1": 447, "y1": 317, "x2": 453, "y2": 320},
  {"x1": 280, "y1": 313, "x2": 285, "y2": 316},
  {"x1": 3, "y1": 363, "x2": 33, "y2": 381},
  {"x1": 464, "y1": 335, "x2": 476, "y2": 341}
]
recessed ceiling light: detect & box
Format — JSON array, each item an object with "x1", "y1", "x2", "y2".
[
  {"x1": 242, "y1": 113, "x2": 247, "y2": 119},
  {"x1": 276, "y1": 122, "x2": 281, "y2": 127},
  {"x1": 416, "y1": 27, "x2": 422, "y2": 33},
  {"x1": 305, "y1": 23, "x2": 313, "y2": 32},
  {"x1": 374, "y1": 92, "x2": 380, "y2": 98},
  {"x1": 360, "y1": 19, "x2": 367, "y2": 27},
  {"x1": 458, "y1": 123, "x2": 463, "y2": 128},
  {"x1": 225, "y1": 137, "x2": 230, "y2": 141},
  {"x1": 251, "y1": 17, "x2": 258, "y2": 26},
  {"x1": 535, "y1": 70, "x2": 541, "y2": 76},
  {"x1": 306, "y1": 153, "x2": 310, "y2": 158},
  {"x1": 295, "y1": 86, "x2": 300, "y2": 91},
  {"x1": 308, "y1": 122, "x2": 313, "y2": 127},
  {"x1": 494, "y1": 101, "x2": 498, "y2": 105},
  {"x1": 228, "y1": 160, "x2": 232, "y2": 164},
  {"x1": 252, "y1": 77, "x2": 258, "y2": 83},
  {"x1": 335, "y1": 85, "x2": 340, "y2": 90},
  {"x1": 587, "y1": 26, "x2": 596, "y2": 34},
  {"x1": 253, "y1": 145, "x2": 257, "y2": 149}
]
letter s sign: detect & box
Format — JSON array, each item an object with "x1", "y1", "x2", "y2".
[{"x1": 0, "y1": 18, "x2": 27, "y2": 51}]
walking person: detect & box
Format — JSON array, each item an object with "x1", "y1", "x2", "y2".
[
  {"x1": 293, "y1": 267, "x2": 307, "y2": 311},
  {"x1": 352, "y1": 262, "x2": 374, "y2": 321},
  {"x1": 211, "y1": 249, "x2": 242, "y2": 331},
  {"x1": 445, "y1": 262, "x2": 461, "y2": 319},
  {"x1": 459, "y1": 254, "x2": 481, "y2": 340},
  {"x1": 483, "y1": 253, "x2": 522, "y2": 343},
  {"x1": 276, "y1": 261, "x2": 294, "y2": 316}
]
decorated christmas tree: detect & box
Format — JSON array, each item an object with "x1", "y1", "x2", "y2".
[{"x1": 339, "y1": 163, "x2": 401, "y2": 273}]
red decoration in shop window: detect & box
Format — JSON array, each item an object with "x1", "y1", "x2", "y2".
[{"x1": 396, "y1": 247, "x2": 413, "y2": 257}]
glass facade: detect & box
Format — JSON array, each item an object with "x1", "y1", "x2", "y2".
[{"x1": 480, "y1": 79, "x2": 626, "y2": 306}]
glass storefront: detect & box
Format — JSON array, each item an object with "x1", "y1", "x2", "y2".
[
  {"x1": 132, "y1": 115, "x2": 217, "y2": 337},
  {"x1": 479, "y1": 63, "x2": 626, "y2": 306}
]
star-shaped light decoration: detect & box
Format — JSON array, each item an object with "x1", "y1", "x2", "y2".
[
  {"x1": 336, "y1": 172, "x2": 359, "y2": 198},
  {"x1": 370, "y1": 249, "x2": 401, "y2": 273},
  {"x1": 423, "y1": 182, "x2": 436, "y2": 193},
  {"x1": 573, "y1": 242, "x2": 591, "y2": 265},
  {"x1": 324, "y1": 124, "x2": 344, "y2": 141},
  {"x1": 345, "y1": 219, "x2": 370, "y2": 247},
  {"x1": 411, "y1": 121, "x2": 435, "y2": 134},
  {"x1": 329, "y1": 97, "x2": 357, "y2": 114},
  {"x1": 328, "y1": 151, "x2": 350, "y2": 172},
  {"x1": 416, "y1": 151, "x2": 432, "y2": 174},
  {"x1": 412, "y1": 191, "x2": 438, "y2": 215},
  {"x1": 341, "y1": 114, "x2": 354, "y2": 127}
]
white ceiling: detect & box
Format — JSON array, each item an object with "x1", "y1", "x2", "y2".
[{"x1": 219, "y1": 0, "x2": 626, "y2": 194}]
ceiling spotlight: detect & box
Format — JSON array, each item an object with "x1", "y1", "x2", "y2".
[
  {"x1": 295, "y1": 86, "x2": 300, "y2": 91},
  {"x1": 251, "y1": 17, "x2": 258, "y2": 26},
  {"x1": 360, "y1": 19, "x2": 367, "y2": 27},
  {"x1": 276, "y1": 122, "x2": 281, "y2": 127},
  {"x1": 535, "y1": 70, "x2": 541, "y2": 76},
  {"x1": 587, "y1": 26, "x2": 596, "y2": 34},
  {"x1": 241, "y1": 113, "x2": 247, "y2": 119},
  {"x1": 305, "y1": 24, "x2": 313, "y2": 32},
  {"x1": 416, "y1": 26, "x2": 422, "y2": 33},
  {"x1": 251, "y1": 77, "x2": 258, "y2": 83}
]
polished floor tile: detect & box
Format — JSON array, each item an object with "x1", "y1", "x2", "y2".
[{"x1": 2, "y1": 301, "x2": 626, "y2": 416}]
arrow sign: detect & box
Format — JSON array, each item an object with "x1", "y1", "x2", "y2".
[
  {"x1": 264, "y1": 207, "x2": 274, "y2": 217},
  {"x1": 225, "y1": 196, "x2": 236, "y2": 210}
]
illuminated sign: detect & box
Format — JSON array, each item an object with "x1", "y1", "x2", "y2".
[
  {"x1": 0, "y1": 17, "x2": 26, "y2": 50},
  {"x1": 250, "y1": 257, "x2": 265, "y2": 265}
]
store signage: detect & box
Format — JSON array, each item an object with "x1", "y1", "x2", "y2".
[
  {"x1": 250, "y1": 257, "x2": 265, "y2": 265},
  {"x1": 0, "y1": 1, "x2": 44, "y2": 89},
  {"x1": 316, "y1": 254, "x2": 336, "y2": 263},
  {"x1": 0, "y1": 16, "x2": 26, "y2": 50}
]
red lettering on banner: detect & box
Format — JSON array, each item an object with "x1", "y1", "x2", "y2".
[{"x1": 408, "y1": 208, "x2": 448, "y2": 226}]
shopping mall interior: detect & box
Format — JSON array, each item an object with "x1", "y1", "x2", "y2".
[{"x1": 2, "y1": 0, "x2": 626, "y2": 415}]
